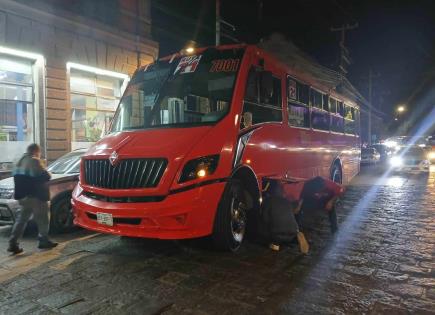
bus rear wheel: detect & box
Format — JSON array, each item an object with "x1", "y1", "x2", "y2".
[
  {"x1": 212, "y1": 180, "x2": 249, "y2": 252},
  {"x1": 329, "y1": 164, "x2": 342, "y2": 234}
]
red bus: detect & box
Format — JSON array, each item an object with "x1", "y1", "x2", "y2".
[{"x1": 72, "y1": 44, "x2": 360, "y2": 251}]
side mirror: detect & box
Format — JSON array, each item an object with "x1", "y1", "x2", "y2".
[{"x1": 260, "y1": 71, "x2": 273, "y2": 99}]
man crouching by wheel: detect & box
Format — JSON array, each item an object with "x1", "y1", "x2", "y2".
[{"x1": 258, "y1": 176, "x2": 344, "y2": 253}]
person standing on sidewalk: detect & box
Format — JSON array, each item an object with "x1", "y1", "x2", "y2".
[{"x1": 7, "y1": 143, "x2": 58, "y2": 254}]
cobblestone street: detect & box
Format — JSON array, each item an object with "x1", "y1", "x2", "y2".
[{"x1": 0, "y1": 166, "x2": 434, "y2": 315}]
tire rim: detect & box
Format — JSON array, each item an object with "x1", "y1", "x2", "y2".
[
  {"x1": 55, "y1": 202, "x2": 73, "y2": 229},
  {"x1": 230, "y1": 197, "x2": 247, "y2": 243}
]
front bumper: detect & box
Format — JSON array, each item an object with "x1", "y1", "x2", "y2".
[
  {"x1": 0, "y1": 199, "x2": 20, "y2": 225},
  {"x1": 72, "y1": 181, "x2": 226, "y2": 239}
]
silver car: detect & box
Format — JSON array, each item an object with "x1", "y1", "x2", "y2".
[{"x1": 0, "y1": 149, "x2": 86, "y2": 233}]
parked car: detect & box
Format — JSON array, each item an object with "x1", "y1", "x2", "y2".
[
  {"x1": 361, "y1": 147, "x2": 381, "y2": 165},
  {"x1": 389, "y1": 146, "x2": 430, "y2": 173},
  {"x1": 370, "y1": 144, "x2": 392, "y2": 162},
  {"x1": 0, "y1": 149, "x2": 86, "y2": 233}
]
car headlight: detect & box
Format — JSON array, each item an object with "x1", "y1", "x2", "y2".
[
  {"x1": 179, "y1": 155, "x2": 220, "y2": 183},
  {"x1": 385, "y1": 140, "x2": 397, "y2": 148},
  {"x1": 428, "y1": 152, "x2": 435, "y2": 160},
  {"x1": 390, "y1": 156, "x2": 403, "y2": 167},
  {"x1": 0, "y1": 188, "x2": 14, "y2": 199}
]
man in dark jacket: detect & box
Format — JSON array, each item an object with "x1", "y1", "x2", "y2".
[{"x1": 7, "y1": 143, "x2": 58, "y2": 254}]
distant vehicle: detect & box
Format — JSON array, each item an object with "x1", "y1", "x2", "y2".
[
  {"x1": 0, "y1": 149, "x2": 86, "y2": 233},
  {"x1": 361, "y1": 148, "x2": 381, "y2": 165},
  {"x1": 389, "y1": 146, "x2": 430, "y2": 173},
  {"x1": 384, "y1": 136, "x2": 430, "y2": 152},
  {"x1": 369, "y1": 144, "x2": 392, "y2": 162}
]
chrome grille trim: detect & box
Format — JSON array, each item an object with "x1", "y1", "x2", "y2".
[{"x1": 84, "y1": 158, "x2": 167, "y2": 189}]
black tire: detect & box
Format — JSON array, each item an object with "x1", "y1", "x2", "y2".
[
  {"x1": 331, "y1": 164, "x2": 342, "y2": 184},
  {"x1": 212, "y1": 180, "x2": 249, "y2": 252},
  {"x1": 50, "y1": 194, "x2": 76, "y2": 234},
  {"x1": 329, "y1": 164, "x2": 342, "y2": 234}
]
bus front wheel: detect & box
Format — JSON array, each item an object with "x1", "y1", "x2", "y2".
[{"x1": 212, "y1": 180, "x2": 249, "y2": 252}]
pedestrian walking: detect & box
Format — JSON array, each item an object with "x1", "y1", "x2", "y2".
[{"x1": 7, "y1": 143, "x2": 58, "y2": 254}]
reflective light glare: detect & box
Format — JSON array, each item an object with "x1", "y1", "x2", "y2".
[
  {"x1": 385, "y1": 140, "x2": 398, "y2": 148},
  {"x1": 185, "y1": 47, "x2": 195, "y2": 53},
  {"x1": 428, "y1": 152, "x2": 435, "y2": 160},
  {"x1": 386, "y1": 176, "x2": 405, "y2": 187},
  {"x1": 197, "y1": 169, "x2": 206, "y2": 178},
  {"x1": 397, "y1": 105, "x2": 405, "y2": 112},
  {"x1": 390, "y1": 156, "x2": 403, "y2": 167},
  {"x1": 67, "y1": 62, "x2": 129, "y2": 79},
  {"x1": 418, "y1": 143, "x2": 426, "y2": 147}
]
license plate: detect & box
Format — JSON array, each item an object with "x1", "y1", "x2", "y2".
[{"x1": 96, "y1": 212, "x2": 113, "y2": 226}]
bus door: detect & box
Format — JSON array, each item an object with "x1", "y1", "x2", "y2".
[{"x1": 239, "y1": 62, "x2": 287, "y2": 179}]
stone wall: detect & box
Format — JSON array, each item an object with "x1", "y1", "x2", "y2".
[{"x1": 0, "y1": 0, "x2": 158, "y2": 161}]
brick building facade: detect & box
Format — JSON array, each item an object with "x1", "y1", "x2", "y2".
[{"x1": 0, "y1": 0, "x2": 157, "y2": 176}]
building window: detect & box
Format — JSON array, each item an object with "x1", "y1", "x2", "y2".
[
  {"x1": 69, "y1": 65, "x2": 128, "y2": 150},
  {"x1": 0, "y1": 54, "x2": 37, "y2": 174}
]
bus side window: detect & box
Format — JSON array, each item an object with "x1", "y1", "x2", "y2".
[
  {"x1": 344, "y1": 104, "x2": 356, "y2": 134},
  {"x1": 261, "y1": 76, "x2": 282, "y2": 107},
  {"x1": 310, "y1": 88, "x2": 330, "y2": 131},
  {"x1": 242, "y1": 67, "x2": 282, "y2": 128},
  {"x1": 244, "y1": 67, "x2": 259, "y2": 103},
  {"x1": 355, "y1": 109, "x2": 360, "y2": 136},
  {"x1": 330, "y1": 98, "x2": 344, "y2": 133},
  {"x1": 287, "y1": 77, "x2": 309, "y2": 128}
]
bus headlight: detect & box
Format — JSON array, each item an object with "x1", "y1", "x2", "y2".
[
  {"x1": 390, "y1": 156, "x2": 403, "y2": 167},
  {"x1": 179, "y1": 155, "x2": 220, "y2": 183}
]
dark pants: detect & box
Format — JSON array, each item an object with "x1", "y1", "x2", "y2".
[{"x1": 9, "y1": 197, "x2": 50, "y2": 244}]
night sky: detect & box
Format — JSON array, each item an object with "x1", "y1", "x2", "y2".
[{"x1": 152, "y1": 0, "x2": 435, "y2": 121}]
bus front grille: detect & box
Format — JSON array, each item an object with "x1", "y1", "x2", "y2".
[{"x1": 84, "y1": 158, "x2": 167, "y2": 189}]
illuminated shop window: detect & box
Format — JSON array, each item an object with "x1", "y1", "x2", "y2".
[
  {"x1": 69, "y1": 64, "x2": 128, "y2": 150},
  {"x1": 0, "y1": 55, "x2": 36, "y2": 173}
]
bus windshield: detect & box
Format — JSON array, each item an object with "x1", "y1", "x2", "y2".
[{"x1": 111, "y1": 48, "x2": 244, "y2": 131}]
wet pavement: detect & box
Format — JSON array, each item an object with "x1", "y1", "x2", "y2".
[{"x1": 0, "y1": 165, "x2": 434, "y2": 314}]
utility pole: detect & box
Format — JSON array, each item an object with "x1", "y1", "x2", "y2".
[
  {"x1": 330, "y1": 23, "x2": 358, "y2": 76},
  {"x1": 216, "y1": 0, "x2": 220, "y2": 45}
]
